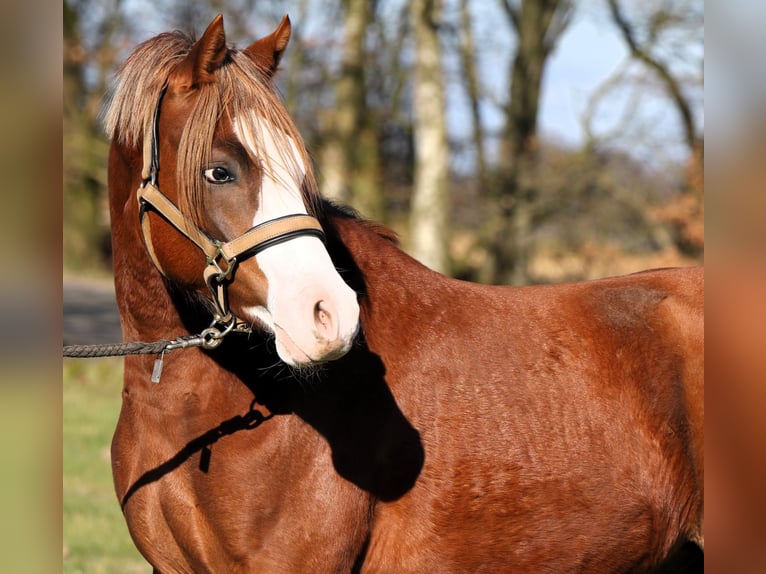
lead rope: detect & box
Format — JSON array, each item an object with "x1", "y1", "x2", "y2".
[
  {"x1": 63, "y1": 321, "x2": 238, "y2": 383},
  {"x1": 63, "y1": 326, "x2": 230, "y2": 358}
]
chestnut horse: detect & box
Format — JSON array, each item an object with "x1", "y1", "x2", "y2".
[{"x1": 105, "y1": 14, "x2": 704, "y2": 573}]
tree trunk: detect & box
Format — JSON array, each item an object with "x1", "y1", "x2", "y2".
[
  {"x1": 409, "y1": 0, "x2": 450, "y2": 274},
  {"x1": 458, "y1": 0, "x2": 487, "y2": 189},
  {"x1": 319, "y1": 0, "x2": 383, "y2": 220},
  {"x1": 483, "y1": 0, "x2": 572, "y2": 285}
]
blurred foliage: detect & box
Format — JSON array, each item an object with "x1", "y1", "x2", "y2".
[
  {"x1": 63, "y1": 358, "x2": 147, "y2": 573},
  {"x1": 450, "y1": 140, "x2": 701, "y2": 283},
  {"x1": 64, "y1": 0, "x2": 113, "y2": 275}
]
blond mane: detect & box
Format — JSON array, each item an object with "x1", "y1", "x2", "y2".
[{"x1": 103, "y1": 30, "x2": 319, "y2": 226}]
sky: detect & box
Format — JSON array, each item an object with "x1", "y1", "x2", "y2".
[{"x1": 539, "y1": 13, "x2": 628, "y2": 146}]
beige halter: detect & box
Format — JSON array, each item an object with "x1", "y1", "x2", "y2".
[{"x1": 135, "y1": 85, "x2": 325, "y2": 327}]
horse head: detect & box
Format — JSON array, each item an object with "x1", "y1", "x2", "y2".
[{"x1": 106, "y1": 15, "x2": 359, "y2": 366}]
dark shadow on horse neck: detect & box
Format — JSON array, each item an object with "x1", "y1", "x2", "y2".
[
  {"x1": 164, "y1": 217, "x2": 424, "y2": 503},
  {"x1": 205, "y1": 319, "x2": 424, "y2": 504}
]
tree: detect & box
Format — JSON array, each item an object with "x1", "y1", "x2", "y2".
[
  {"x1": 605, "y1": 0, "x2": 703, "y2": 256},
  {"x1": 63, "y1": 0, "x2": 702, "y2": 281},
  {"x1": 607, "y1": 0, "x2": 702, "y2": 156},
  {"x1": 63, "y1": 0, "x2": 120, "y2": 271},
  {"x1": 319, "y1": 0, "x2": 383, "y2": 220},
  {"x1": 457, "y1": 0, "x2": 488, "y2": 190},
  {"x1": 482, "y1": 0, "x2": 573, "y2": 284},
  {"x1": 409, "y1": 0, "x2": 450, "y2": 273}
]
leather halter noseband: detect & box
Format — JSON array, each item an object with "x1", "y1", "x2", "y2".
[{"x1": 135, "y1": 85, "x2": 325, "y2": 329}]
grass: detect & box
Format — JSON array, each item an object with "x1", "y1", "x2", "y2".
[{"x1": 63, "y1": 357, "x2": 149, "y2": 573}]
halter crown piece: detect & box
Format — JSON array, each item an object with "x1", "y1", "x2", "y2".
[{"x1": 135, "y1": 84, "x2": 326, "y2": 333}]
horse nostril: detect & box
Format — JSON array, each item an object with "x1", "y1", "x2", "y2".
[{"x1": 314, "y1": 301, "x2": 337, "y2": 339}]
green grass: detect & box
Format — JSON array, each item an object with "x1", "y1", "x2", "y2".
[{"x1": 63, "y1": 358, "x2": 149, "y2": 573}]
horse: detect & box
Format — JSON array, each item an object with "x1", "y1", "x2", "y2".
[{"x1": 104, "y1": 14, "x2": 704, "y2": 573}]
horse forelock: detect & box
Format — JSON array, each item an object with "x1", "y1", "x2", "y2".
[
  {"x1": 223, "y1": 53, "x2": 320, "y2": 218},
  {"x1": 103, "y1": 32, "x2": 319, "y2": 229},
  {"x1": 102, "y1": 31, "x2": 192, "y2": 148}
]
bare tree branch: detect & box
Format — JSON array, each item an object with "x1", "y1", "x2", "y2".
[
  {"x1": 607, "y1": 0, "x2": 699, "y2": 151},
  {"x1": 500, "y1": 0, "x2": 520, "y2": 31},
  {"x1": 458, "y1": 0, "x2": 487, "y2": 186},
  {"x1": 543, "y1": 0, "x2": 573, "y2": 56}
]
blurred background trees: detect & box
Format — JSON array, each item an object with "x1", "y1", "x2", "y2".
[{"x1": 63, "y1": 0, "x2": 703, "y2": 284}]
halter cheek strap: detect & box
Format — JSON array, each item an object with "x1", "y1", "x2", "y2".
[{"x1": 136, "y1": 84, "x2": 325, "y2": 325}]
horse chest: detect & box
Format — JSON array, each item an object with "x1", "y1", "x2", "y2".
[{"x1": 115, "y1": 406, "x2": 371, "y2": 572}]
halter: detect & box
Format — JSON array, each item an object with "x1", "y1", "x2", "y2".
[{"x1": 135, "y1": 85, "x2": 326, "y2": 331}]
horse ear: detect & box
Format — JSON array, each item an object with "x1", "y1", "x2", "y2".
[
  {"x1": 244, "y1": 15, "x2": 291, "y2": 76},
  {"x1": 173, "y1": 14, "x2": 228, "y2": 89}
]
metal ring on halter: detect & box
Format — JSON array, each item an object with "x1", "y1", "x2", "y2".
[{"x1": 199, "y1": 320, "x2": 236, "y2": 350}]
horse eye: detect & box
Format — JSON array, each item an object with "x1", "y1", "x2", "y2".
[{"x1": 203, "y1": 166, "x2": 234, "y2": 184}]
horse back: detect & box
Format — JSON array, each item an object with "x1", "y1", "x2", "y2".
[{"x1": 595, "y1": 267, "x2": 703, "y2": 486}]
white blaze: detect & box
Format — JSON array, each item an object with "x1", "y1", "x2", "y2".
[{"x1": 232, "y1": 113, "x2": 359, "y2": 365}]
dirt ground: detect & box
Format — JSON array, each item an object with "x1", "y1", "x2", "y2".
[{"x1": 63, "y1": 276, "x2": 122, "y2": 345}]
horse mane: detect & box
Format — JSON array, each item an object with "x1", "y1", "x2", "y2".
[
  {"x1": 102, "y1": 29, "x2": 320, "y2": 226},
  {"x1": 321, "y1": 199, "x2": 400, "y2": 246}
]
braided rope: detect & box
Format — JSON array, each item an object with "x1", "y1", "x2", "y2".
[{"x1": 63, "y1": 335, "x2": 201, "y2": 358}]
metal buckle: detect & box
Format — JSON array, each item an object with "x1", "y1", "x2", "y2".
[{"x1": 206, "y1": 244, "x2": 237, "y2": 282}]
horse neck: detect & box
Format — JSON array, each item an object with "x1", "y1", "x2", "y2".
[
  {"x1": 327, "y1": 212, "x2": 443, "y2": 355},
  {"x1": 108, "y1": 141, "x2": 191, "y2": 342}
]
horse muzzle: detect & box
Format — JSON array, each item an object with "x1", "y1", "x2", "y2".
[{"x1": 238, "y1": 235, "x2": 360, "y2": 367}]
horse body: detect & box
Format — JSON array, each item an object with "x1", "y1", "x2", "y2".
[
  {"x1": 111, "y1": 203, "x2": 703, "y2": 572},
  {"x1": 105, "y1": 14, "x2": 703, "y2": 573},
  {"x1": 329, "y1": 214, "x2": 703, "y2": 572}
]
